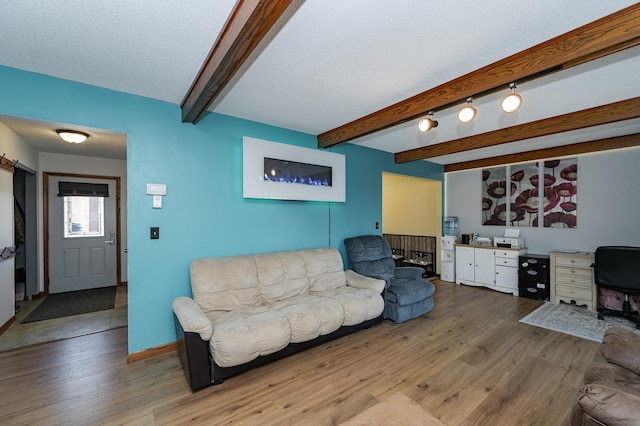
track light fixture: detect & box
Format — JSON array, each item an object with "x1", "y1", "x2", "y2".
[
  {"x1": 418, "y1": 111, "x2": 438, "y2": 132},
  {"x1": 501, "y1": 82, "x2": 522, "y2": 113},
  {"x1": 458, "y1": 97, "x2": 477, "y2": 123},
  {"x1": 56, "y1": 129, "x2": 89, "y2": 144}
]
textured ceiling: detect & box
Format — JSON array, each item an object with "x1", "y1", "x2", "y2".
[{"x1": 1, "y1": 0, "x2": 639, "y2": 164}]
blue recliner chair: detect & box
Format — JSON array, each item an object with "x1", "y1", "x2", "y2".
[{"x1": 344, "y1": 235, "x2": 435, "y2": 324}]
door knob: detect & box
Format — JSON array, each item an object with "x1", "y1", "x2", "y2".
[{"x1": 105, "y1": 231, "x2": 116, "y2": 245}]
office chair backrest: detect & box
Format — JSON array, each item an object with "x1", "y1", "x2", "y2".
[{"x1": 594, "y1": 246, "x2": 640, "y2": 293}]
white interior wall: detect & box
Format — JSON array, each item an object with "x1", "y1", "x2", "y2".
[
  {"x1": 37, "y1": 152, "x2": 128, "y2": 292},
  {"x1": 445, "y1": 147, "x2": 640, "y2": 255},
  {"x1": 0, "y1": 122, "x2": 37, "y2": 326}
]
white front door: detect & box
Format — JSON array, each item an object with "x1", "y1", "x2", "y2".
[{"x1": 48, "y1": 176, "x2": 117, "y2": 293}]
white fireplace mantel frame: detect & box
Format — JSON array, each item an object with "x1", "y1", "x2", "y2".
[{"x1": 243, "y1": 136, "x2": 346, "y2": 202}]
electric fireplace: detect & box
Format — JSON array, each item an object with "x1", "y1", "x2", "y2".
[{"x1": 243, "y1": 137, "x2": 345, "y2": 202}]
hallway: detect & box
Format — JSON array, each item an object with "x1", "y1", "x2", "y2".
[{"x1": 0, "y1": 286, "x2": 127, "y2": 352}]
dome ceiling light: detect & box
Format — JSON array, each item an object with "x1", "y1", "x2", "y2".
[{"x1": 56, "y1": 129, "x2": 89, "y2": 144}]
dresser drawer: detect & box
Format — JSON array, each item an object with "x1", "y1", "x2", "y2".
[
  {"x1": 556, "y1": 265, "x2": 593, "y2": 279},
  {"x1": 554, "y1": 255, "x2": 593, "y2": 268},
  {"x1": 555, "y1": 296, "x2": 593, "y2": 310},
  {"x1": 555, "y1": 274, "x2": 592, "y2": 288},
  {"x1": 556, "y1": 284, "x2": 592, "y2": 301}
]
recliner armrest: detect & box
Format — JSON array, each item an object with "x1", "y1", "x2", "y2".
[
  {"x1": 395, "y1": 266, "x2": 424, "y2": 280},
  {"x1": 601, "y1": 327, "x2": 640, "y2": 376},
  {"x1": 172, "y1": 296, "x2": 213, "y2": 341},
  {"x1": 345, "y1": 269, "x2": 385, "y2": 293},
  {"x1": 576, "y1": 383, "x2": 640, "y2": 426}
]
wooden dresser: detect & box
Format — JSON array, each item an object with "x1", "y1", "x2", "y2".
[{"x1": 550, "y1": 251, "x2": 597, "y2": 311}]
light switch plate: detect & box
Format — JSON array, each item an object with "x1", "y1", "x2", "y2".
[{"x1": 146, "y1": 183, "x2": 167, "y2": 196}]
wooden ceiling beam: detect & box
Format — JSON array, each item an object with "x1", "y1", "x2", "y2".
[
  {"x1": 181, "y1": 0, "x2": 296, "y2": 124},
  {"x1": 395, "y1": 97, "x2": 640, "y2": 164},
  {"x1": 317, "y1": 4, "x2": 640, "y2": 148},
  {"x1": 444, "y1": 133, "x2": 640, "y2": 172}
]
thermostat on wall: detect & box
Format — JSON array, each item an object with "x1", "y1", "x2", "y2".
[{"x1": 146, "y1": 183, "x2": 167, "y2": 196}]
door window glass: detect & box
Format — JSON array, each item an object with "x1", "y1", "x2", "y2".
[{"x1": 63, "y1": 196, "x2": 104, "y2": 238}]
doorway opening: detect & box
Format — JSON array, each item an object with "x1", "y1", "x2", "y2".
[
  {"x1": 13, "y1": 166, "x2": 37, "y2": 311},
  {"x1": 382, "y1": 172, "x2": 442, "y2": 275}
]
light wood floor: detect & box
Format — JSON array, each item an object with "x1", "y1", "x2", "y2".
[{"x1": 0, "y1": 280, "x2": 600, "y2": 425}]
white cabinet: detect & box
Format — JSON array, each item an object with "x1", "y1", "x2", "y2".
[
  {"x1": 455, "y1": 245, "x2": 525, "y2": 296},
  {"x1": 494, "y1": 249, "x2": 523, "y2": 295},
  {"x1": 474, "y1": 248, "x2": 495, "y2": 285},
  {"x1": 455, "y1": 246, "x2": 494, "y2": 286},
  {"x1": 455, "y1": 246, "x2": 475, "y2": 282}
]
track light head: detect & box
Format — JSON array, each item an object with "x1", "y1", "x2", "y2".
[
  {"x1": 458, "y1": 98, "x2": 477, "y2": 123},
  {"x1": 501, "y1": 82, "x2": 522, "y2": 113},
  {"x1": 418, "y1": 111, "x2": 438, "y2": 132}
]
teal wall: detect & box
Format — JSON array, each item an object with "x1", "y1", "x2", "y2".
[{"x1": 0, "y1": 65, "x2": 443, "y2": 353}]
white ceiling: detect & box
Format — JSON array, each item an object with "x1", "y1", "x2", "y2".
[{"x1": 1, "y1": 0, "x2": 639, "y2": 164}]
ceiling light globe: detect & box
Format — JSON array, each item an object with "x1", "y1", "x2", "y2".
[
  {"x1": 501, "y1": 93, "x2": 522, "y2": 113},
  {"x1": 458, "y1": 105, "x2": 477, "y2": 123},
  {"x1": 56, "y1": 130, "x2": 89, "y2": 144}
]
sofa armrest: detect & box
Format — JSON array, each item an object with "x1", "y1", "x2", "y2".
[
  {"x1": 172, "y1": 296, "x2": 213, "y2": 341},
  {"x1": 345, "y1": 269, "x2": 385, "y2": 293},
  {"x1": 576, "y1": 383, "x2": 640, "y2": 426},
  {"x1": 394, "y1": 266, "x2": 424, "y2": 280}
]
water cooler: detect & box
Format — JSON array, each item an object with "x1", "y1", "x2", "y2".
[{"x1": 440, "y1": 236, "x2": 456, "y2": 282}]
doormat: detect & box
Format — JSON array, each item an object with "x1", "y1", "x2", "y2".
[
  {"x1": 22, "y1": 286, "x2": 117, "y2": 323},
  {"x1": 519, "y1": 301, "x2": 640, "y2": 342}
]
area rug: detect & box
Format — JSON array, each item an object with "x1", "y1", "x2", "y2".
[
  {"x1": 22, "y1": 286, "x2": 117, "y2": 323},
  {"x1": 520, "y1": 302, "x2": 640, "y2": 342},
  {"x1": 340, "y1": 392, "x2": 446, "y2": 426}
]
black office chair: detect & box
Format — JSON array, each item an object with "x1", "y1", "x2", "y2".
[{"x1": 594, "y1": 246, "x2": 640, "y2": 329}]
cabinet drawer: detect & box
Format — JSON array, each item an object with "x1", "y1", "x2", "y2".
[
  {"x1": 520, "y1": 269, "x2": 548, "y2": 283},
  {"x1": 495, "y1": 250, "x2": 520, "y2": 259},
  {"x1": 495, "y1": 257, "x2": 518, "y2": 267},
  {"x1": 556, "y1": 284, "x2": 592, "y2": 301},
  {"x1": 556, "y1": 265, "x2": 593, "y2": 279},
  {"x1": 554, "y1": 255, "x2": 593, "y2": 268}
]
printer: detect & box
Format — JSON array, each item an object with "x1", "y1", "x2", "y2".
[{"x1": 494, "y1": 228, "x2": 525, "y2": 248}]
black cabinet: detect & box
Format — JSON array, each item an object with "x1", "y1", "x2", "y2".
[{"x1": 519, "y1": 254, "x2": 550, "y2": 300}]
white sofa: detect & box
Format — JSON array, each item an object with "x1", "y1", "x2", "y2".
[{"x1": 173, "y1": 247, "x2": 385, "y2": 391}]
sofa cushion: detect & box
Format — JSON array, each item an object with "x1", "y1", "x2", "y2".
[
  {"x1": 207, "y1": 307, "x2": 291, "y2": 368},
  {"x1": 387, "y1": 279, "x2": 435, "y2": 306},
  {"x1": 270, "y1": 295, "x2": 344, "y2": 343},
  {"x1": 316, "y1": 287, "x2": 384, "y2": 326},
  {"x1": 254, "y1": 251, "x2": 310, "y2": 304},
  {"x1": 191, "y1": 256, "x2": 260, "y2": 312},
  {"x1": 301, "y1": 247, "x2": 348, "y2": 292}
]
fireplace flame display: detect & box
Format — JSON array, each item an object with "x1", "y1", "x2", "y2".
[{"x1": 263, "y1": 157, "x2": 332, "y2": 187}]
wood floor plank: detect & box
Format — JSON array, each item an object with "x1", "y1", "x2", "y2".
[{"x1": 0, "y1": 280, "x2": 601, "y2": 425}]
